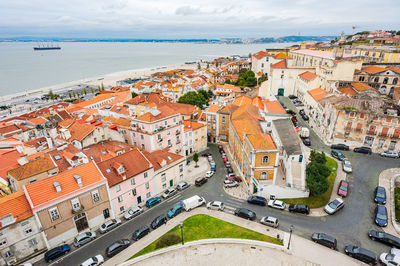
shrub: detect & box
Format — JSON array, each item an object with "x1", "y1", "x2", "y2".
[
  {"x1": 154, "y1": 233, "x2": 181, "y2": 249},
  {"x1": 306, "y1": 151, "x2": 331, "y2": 196}
]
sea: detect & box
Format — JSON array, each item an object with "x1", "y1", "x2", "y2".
[{"x1": 0, "y1": 42, "x2": 297, "y2": 96}]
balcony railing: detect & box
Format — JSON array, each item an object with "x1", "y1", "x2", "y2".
[{"x1": 157, "y1": 138, "x2": 163, "y2": 142}]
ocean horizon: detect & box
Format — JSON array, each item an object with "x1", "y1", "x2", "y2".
[{"x1": 0, "y1": 41, "x2": 297, "y2": 96}]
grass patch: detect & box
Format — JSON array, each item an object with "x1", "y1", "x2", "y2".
[
  {"x1": 129, "y1": 214, "x2": 283, "y2": 260},
  {"x1": 395, "y1": 187, "x2": 400, "y2": 223},
  {"x1": 282, "y1": 156, "x2": 338, "y2": 208}
]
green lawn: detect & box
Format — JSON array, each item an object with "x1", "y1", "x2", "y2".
[
  {"x1": 129, "y1": 214, "x2": 283, "y2": 260},
  {"x1": 282, "y1": 156, "x2": 338, "y2": 208},
  {"x1": 395, "y1": 187, "x2": 400, "y2": 223}
]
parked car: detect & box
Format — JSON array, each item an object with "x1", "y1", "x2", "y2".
[
  {"x1": 234, "y1": 208, "x2": 256, "y2": 220},
  {"x1": 210, "y1": 164, "x2": 216, "y2": 172},
  {"x1": 379, "y1": 253, "x2": 400, "y2": 266},
  {"x1": 132, "y1": 225, "x2": 150, "y2": 241},
  {"x1": 176, "y1": 181, "x2": 190, "y2": 191},
  {"x1": 260, "y1": 216, "x2": 279, "y2": 228},
  {"x1": 301, "y1": 113, "x2": 309, "y2": 121},
  {"x1": 74, "y1": 231, "x2": 96, "y2": 247},
  {"x1": 99, "y1": 218, "x2": 122, "y2": 233},
  {"x1": 324, "y1": 198, "x2": 344, "y2": 214},
  {"x1": 201, "y1": 153, "x2": 212, "y2": 157},
  {"x1": 167, "y1": 203, "x2": 184, "y2": 218},
  {"x1": 342, "y1": 160, "x2": 352, "y2": 173},
  {"x1": 206, "y1": 201, "x2": 225, "y2": 211},
  {"x1": 151, "y1": 214, "x2": 168, "y2": 229},
  {"x1": 205, "y1": 171, "x2": 215, "y2": 178},
  {"x1": 195, "y1": 177, "x2": 208, "y2": 186},
  {"x1": 145, "y1": 197, "x2": 162, "y2": 208},
  {"x1": 311, "y1": 233, "x2": 337, "y2": 250},
  {"x1": 45, "y1": 244, "x2": 71, "y2": 262},
  {"x1": 218, "y1": 145, "x2": 224, "y2": 151},
  {"x1": 330, "y1": 143, "x2": 350, "y2": 151},
  {"x1": 302, "y1": 137, "x2": 311, "y2": 146},
  {"x1": 268, "y1": 199, "x2": 286, "y2": 210},
  {"x1": 124, "y1": 206, "x2": 143, "y2": 220},
  {"x1": 354, "y1": 146, "x2": 372, "y2": 154},
  {"x1": 207, "y1": 155, "x2": 213, "y2": 161},
  {"x1": 391, "y1": 248, "x2": 400, "y2": 257},
  {"x1": 227, "y1": 167, "x2": 234, "y2": 174},
  {"x1": 225, "y1": 161, "x2": 231, "y2": 168},
  {"x1": 344, "y1": 245, "x2": 377, "y2": 265},
  {"x1": 162, "y1": 188, "x2": 177, "y2": 199},
  {"x1": 105, "y1": 239, "x2": 130, "y2": 257},
  {"x1": 331, "y1": 149, "x2": 346, "y2": 161},
  {"x1": 368, "y1": 230, "x2": 400, "y2": 248},
  {"x1": 380, "y1": 150, "x2": 399, "y2": 158},
  {"x1": 225, "y1": 175, "x2": 242, "y2": 182},
  {"x1": 247, "y1": 196, "x2": 267, "y2": 206},
  {"x1": 288, "y1": 204, "x2": 310, "y2": 214},
  {"x1": 374, "y1": 186, "x2": 387, "y2": 204},
  {"x1": 80, "y1": 255, "x2": 104, "y2": 266},
  {"x1": 222, "y1": 156, "x2": 229, "y2": 163},
  {"x1": 375, "y1": 205, "x2": 388, "y2": 227},
  {"x1": 224, "y1": 180, "x2": 239, "y2": 188},
  {"x1": 288, "y1": 95, "x2": 298, "y2": 99},
  {"x1": 299, "y1": 109, "x2": 305, "y2": 116},
  {"x1": 337, "y1": 180, "x2": 349, "y2": 197}
]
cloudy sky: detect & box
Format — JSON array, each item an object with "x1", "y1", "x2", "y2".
[{"x1": 1, "y1": 0, "x2": 398, "y2": 38}]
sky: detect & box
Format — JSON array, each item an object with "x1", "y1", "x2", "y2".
[{"x1": 0, "y1": 0, "x2": 399, "y2": 39}]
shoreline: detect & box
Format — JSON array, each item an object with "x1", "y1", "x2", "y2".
[{"x1": 0, "y1": 62, "x2": 194, "y2": 103}]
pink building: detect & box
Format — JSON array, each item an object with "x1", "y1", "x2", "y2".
[
  {"x1": 130, "y1": 105, "x2": 184, "y2": 155},
  {"x1": 97, "y1": 149, "x2": 154, "y2": 216}
]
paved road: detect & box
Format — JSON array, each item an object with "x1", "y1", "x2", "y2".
[{"x1": 34, "y1": 98, "x2": 400, "y2": 265}]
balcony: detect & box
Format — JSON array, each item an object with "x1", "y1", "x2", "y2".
[
  {"x1": 71, "y1": 205, "x2": 84, "y2": 214},
  {"x1": 157, "y1": 138, "x2": 163, "y2": 142},
  {"x1": 176, "y1": 131, "x2": 180, "y2": 135}
]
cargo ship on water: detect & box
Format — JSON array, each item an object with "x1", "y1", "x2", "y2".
[{"x1": 33, "y1": 42, "x2": 61, "y2": 51}]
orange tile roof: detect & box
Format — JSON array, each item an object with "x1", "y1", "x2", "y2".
[
  {"x1": 67, "y1": 121, "x2": 96, "y2": 142},
  {"x1": 253, "y1": 51, "x2": 270, "y2": 59},
  {"x1": 252, "y1": 96, "x2": 264, "y2": 110},
  {"x1": 8, "y1": 155, "x2": 57, "y2": 181},
  {"x1": 233, "y1": 96, "x2": 253, "y2": 106},
  {"x1": 216, "y1": 84, "x2": 241, "y2": 93},
  {"x1": 274, "y1": 52, "x2": 292, "y2": 59},
  {"x1": 351, "y1": 82, "x2": 374, "y2": 92},
  {"x1": 360, "y1": 65, "x2": 386, "y2": 74},
  {"x1": 103, "y1": 116, "x2": 131, "y2": 127},
  {"x1": 271, "y1": 60, "x2": 287, "y2": 69},
  {"x1": 0, "y1": 149, "x2": 22, "y2": 179},
  {"x1": 183, "y1": 120, "x2": 205, "y2": 131},
  {"x1": 70, "y1": 94, "x2": 115, "y2": 109},
  {"x1": 388, "y1": 67, "x2": 400, "y2": 74},
  {"x1": 265, "y1": 101, "x2": 286, "y2": 114},
  {"x1": 247, "y1": 134, "x2": 277, "y2": 149},
  {"x1": 207, "y1": 105, "x2": 222, "y2": 113},
  {"x1": 0, "y1": 191, "x2": 32, "y2": 227},
  {"x1": 142, "y1": 149, "x2": 184, "y2": 171},
  {"x1": 308, "y1": 88, "x2": 329, "y2": 101},
  {"x1": 338, "y1": 87, "x2": 358, "y2": 95},
  {"x1": 298, "y1": 71, "x2": 317, "y2": 81},
  {"x1": 135, "y1": 105, "x2": 178, "y2": 122},
  {"x1": 28, "y1": 117, "x2": 48, "y2": 125},
  {"x1": 25, "y1": 161, "x2": 104, "y2": 207}
]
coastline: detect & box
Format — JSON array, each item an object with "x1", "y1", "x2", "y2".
[{"x1": 0, "y1": 62, "x2": 194, "y2": 103}]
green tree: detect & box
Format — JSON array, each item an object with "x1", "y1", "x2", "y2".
[
  {"x1": 83, "y1": 88, "x2": 87, "y2": 95},
  {"x1": 131, "y1": 92, "x2": 138, "y2": 98},
  {"x1": 236, "y1": 70, "x2": 257, "y2": 88},
  {"x1": 68, "y1": 92, "x2": 72, "y2": 99},
  {"x1": 178, "y1": 91, "x2": 207, "y2": 108},
  {"x1": 207, "y1": 89, "x2": 214, "y2": 99},
  {"x1": 91, "y1": 87, "x2": 94, "y2": 94},
  {"x1": 197, "y1": 62, "x2": 201, "y2": 70},
  {"x1": 305, "y1": 151, "x2": 331, "y2": 196},
  {"x1": 101, "y1": 83, "x2": 105, "y2": 91},
  {"x1": 309, "y1": 150, "x2": 326, "y2": 164},
  {"x1": 193, "y1": 153, "x2": 199, "y2": 167},
  {"x1": 198, "y1": 89, "x2": 208, "y2": 100}
]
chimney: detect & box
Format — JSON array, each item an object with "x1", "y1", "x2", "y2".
[
  {"x1": 73, "y1": 174, "x2": 83, "y2": 188},
  {"x1": 53, "y1": 181, "x2": 62, "y2": 193}
]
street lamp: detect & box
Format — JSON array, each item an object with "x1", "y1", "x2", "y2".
[
  {"x1": 179, "y1": 222, "x2": 184, "y2": 245},
  {"x1": 287, "y1": 225, "x2": 294, "y2": 250}
]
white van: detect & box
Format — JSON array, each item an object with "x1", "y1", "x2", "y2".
[{"x1": 182, "y1": 195, "x2": 206, "y2": 211}]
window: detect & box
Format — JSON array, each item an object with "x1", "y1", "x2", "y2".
[
  {"x1": 179, "y1": 164, "x2": 183, "y2": 173},
  {"x1": 145, "y1": 182, "x2": 149, "y2": 189},
  {"x1": 29, "y1": 179, "x2": 37, "y2": 184},
  {"x1": 49, "y1": 207, "x2": 60, "y2": 221},
  {"x1": 71, "y1": 198, "x2": 81, "y2": 210},
  {"x1": 3, "y1": 250, "x2": 12, "y2": 259},
  {"x1": 0, "y1": 239, "x2": 6, "y2": 247},
  {"x1": 262, "y1": 156, "x2": 269, "y2": 164},
  {"x1": 118, "y1": 196, "x2": 123, "y2": 203},
  {"x1": 161, "y1": 173, "x2": 166, "y2": 182},
  {"x1": 132, "y1": 188, "x2": 137, "y2": 196},
  {"x1": 20, "y1": 220, "x2": 29, "y2": 227},
  {"x1": 28, "y1": 238, "x2": 38, "y2": 247},
  {"x1": 141, "y1": 144, "x2": 145, "y2": 149},
  {"x1": 222, "y1": 126, "x2": 226, "y2": 131},
  {"x1": 144, "y1": 172, "x2": 148, "y2": 178},
  {"x1": 162, "y1": 183, "x2": 167, "y2": 189},
  {"x1": 120, "y1": 206, "x2": 124, "y2": 212},
  {"x1": 92, "y1": 190, "x2": 100, "y2": 203},
  {"x1": 164, "y1": 121, "x2": 167, "y2": 126},
  {"x1": 374, "y1": 77, "x2": 379, "y2": 82},
  {"x1": 146, "y1": 192, "x2": 151, "y2": 198},
  {"x1": 132, "y1": 132, "x2": 136, "y2": 137},
  {"x1": 24, "y1": 228, "x2": 33, "y2": 235},
  {"x1": 130, "y1": 178, "x2": 136, "y2": 186},
  {"x1": 116, "y1": 185, "x2": 121, "y2": 192},
  {"x1": 141, "y1": 134, "x2": 144, "y2": 140}
]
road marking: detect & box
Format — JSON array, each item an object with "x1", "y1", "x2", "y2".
[{"x1": 166, "y1": 194, "x2": 181, "y2": 203}]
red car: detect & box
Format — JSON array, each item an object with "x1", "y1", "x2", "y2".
[
  {"x1": 218, "y1": 145, "x2": 223, "y2": 150},
  {"x1": 223, "y1": 157, "x2": 229, "y2": 163},
  {"x1": 226, "y1": 175, "x2": 242, "y2": 182},
  {"x1": 337, "y1": 180, "x2": 349, "y2": 197}
]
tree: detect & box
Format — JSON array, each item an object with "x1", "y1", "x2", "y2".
[
  {"x1": 193, "y1": 153, "x2": 199, "y2": 168},
  {"x1": 101, "y1": 83, "x2": 105, "y2": 91},
  {"x1": 309, "y1": 150, "x2": 326, "y2": 164},
  {"x1": 236, "y1": 70, "x2": 257, "y2": 88},
  {"x1": 305, "y1": 151, "x2": 331, "y2": 196},
  {"x1": 207, "y1": 89, "x2": 214, "y2": 99},
  {"x1": 197, "y1": 62, "x2": 201, "y2": 70},
  {"x1": 68, "y1": 92, "x2": 72, "y2": 99},
  {"x1": 206, "y1": 63, "x2": 210, "y2": 69},
  {"x1": 131, "y1": 92, "x2": 138, "y2": 98},
  {"x1": 83, "y1": 88, "x2": 87, "y2": 95},
  {"x1": 178, "y1": 91, "x2": 207, "y2": 108},
  {"x1": 91, "y1": 87, "x2": 94, "y2": 94},
  {"x1": 198, "y1": 89, "x2": 208, "y2": 100}
]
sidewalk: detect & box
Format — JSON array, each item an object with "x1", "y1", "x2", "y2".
[
  {"x1": 185, "y1": 157, "x2": 210, "y2": 184},
  {"x1": 105, "y1": 208, "x2": 361, "y2": 266},
  {"x1": 379, "y1": 168, "x2": 400, "y2": 237}
]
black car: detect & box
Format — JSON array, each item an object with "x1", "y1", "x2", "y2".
[
  {"x1": 353, "y1": 146, "x2": 372, "y2": 154},
  {"x1": 288, "y1": 95, "x2": 298, "y2": 99},
  {"x1": 311, "y1": 233, "x2": 337, "y2": 250},
  {"x1": 247, "y1": 196, "x2": 267, "y2": 206},
  {"x1": 227, "y1": 167, "x2": 234, "y2": 174},
  {"x1": 302, "y1": 137, "x2": 311, "y2": 146},
  {"x1": 234, "y1": 208, "x2": 256, "y2": 220},
  {"x1": 195, "y1": 177, "x2": 208, "y2": 186},
  {"x1": 289, "y1": 204, "x2": 310, "y2": 215},
  {"x1": 299, "y1": 109, "x2": 305, "y2": 116},
  {"x1": 151, "y1": 214, "x2": 168, "y2": 229},
  {"x1": 301, "y1": 114, "x2": 309, "y2": 121},
  {"x1": 105, "y1": 239, "x2": 130, "y2": 257},
  {"x1": 374, "y1": 186, "x2": 386, "y2": 204},
  {"x1": 330, "y1": 143, "x2": 350, "y2": 151},
  {"x1": 344, "y1": 245, "x2": 377, "y2": 265},
  {"x1": 132, "y1": 225, "x2": 150, "y2": 241},
  {"x1": 368, "y1": 230, "x2": 400, "y2": 248},
  {"x1": 201, "y1": 153, "x2": 212, "y2": 157},
  {"x1": 375, "y1": 205, "x2": 388, "y2": 227}
]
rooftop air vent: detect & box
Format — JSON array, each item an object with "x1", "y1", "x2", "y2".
[
  {"x1": 73, "y1": 174, "x2": 83, "y2": 188},
  {"x1": 53, "y1": 181, "x2": 62, "y2": 193}
]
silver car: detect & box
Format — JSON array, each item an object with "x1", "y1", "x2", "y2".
[
  {"x1": 124, "y1": 206, "x2": 143, "y2": 220},
  {"x1": 162, "y1": 188, "x2": 177, "y2": 199},
  {"x1": 74, "y1": 231, "x2": 96, "y2": 247},
  {"x1": 260, "y1": 216, "x2": 279, "y2": 228},
  {"x1": 224, "y1": 180, "x2": 238, "y2": 188},
  {"x1": 380, "y1": 151, "x2": 399, "y2": 158},
  {"x1": 268, "y1": 200, "x2": 286, "y2": 210},
  {"x1": 342, "y1": 160, "x2": 352, "y2": 173},
  {"x1": 324, "y1": 198, "x2": 344, "y2": 214},
  {"x1": 99, "y1": 218, "x2": 121, "y2": 234}
]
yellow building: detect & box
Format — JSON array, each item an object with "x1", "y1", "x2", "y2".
[{"x1": 183, "y1": 120, "x2": 207, "y2": 155}]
